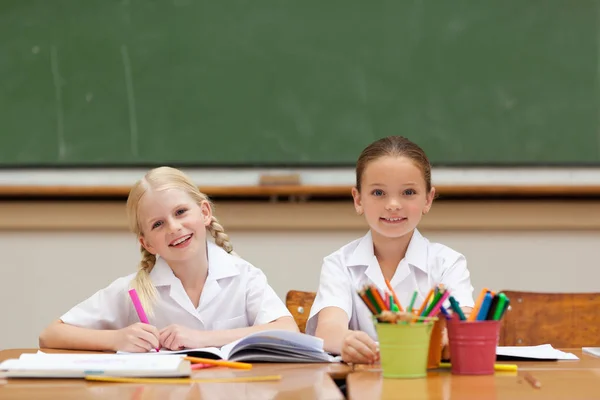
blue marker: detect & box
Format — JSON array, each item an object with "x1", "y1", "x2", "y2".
[
  {"x1": 476, "y1": 292, "x2": 493, "y2": 321},
  {"x1": 439, "y1": 305, "x2": 452, "y2": 320}
]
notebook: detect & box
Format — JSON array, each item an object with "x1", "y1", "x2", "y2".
[
  {"x1": 0, "y1": 353, "x2": 191, "y2": 379},
  {"x1": 120, "y1": 330, "x2": 339, "y2": 363},
  {"x1": 496, "y1": 344, "x2": 579, "y2": 361}
]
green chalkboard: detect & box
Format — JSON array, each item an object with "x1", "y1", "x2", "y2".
[{"x1": 0, "y1": 0, "x2": 597, "y2": 166}]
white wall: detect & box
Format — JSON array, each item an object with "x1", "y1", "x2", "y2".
[{"x1": 2, "y1": 228, "x2": 599, "y2": 349}]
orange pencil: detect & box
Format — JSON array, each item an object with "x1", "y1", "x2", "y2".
[
  {"x1": 468, "y1": 288, "x2": 490, "y2": 321},
  {"x1": 416, "y1": 288, "x2": 434, "y2": 316},
  {"x1": 184, "y1": 356, "x2": 252, "y2": 370},
  {"x1": 384, "y1": 278, "x2": 404, "y2": 312},
  {"x1": 369, "y1": 286, "x2": 388, "y2": 312},
  {"x1": 359, "y1": 290, "x2": 378, "y2": 314}
]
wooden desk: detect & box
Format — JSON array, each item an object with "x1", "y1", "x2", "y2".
[
  {"x1": 347, "y1": 349, "x2": 600, "y2": 400},
  {"x1": 0, "y1": 349, "x2": 350, "y2": 400}
]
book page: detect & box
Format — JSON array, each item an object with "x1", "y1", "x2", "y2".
[
  {"x1": 221, "y1": 330, "x2": 327, "y2": 361},
  {"x1": 223, "y1": 330, "x2": 319, "y2": 358},
  {"x1": 118, "y1": 347, "x2": 224, "y2": 359}
]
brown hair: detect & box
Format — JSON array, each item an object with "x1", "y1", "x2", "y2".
[
  {"x1": 126, "y1": 166, "x2": 234, "y2": 314},
  {"x1": 355, "y1": 136, "x2": 432, "y2": 193}
]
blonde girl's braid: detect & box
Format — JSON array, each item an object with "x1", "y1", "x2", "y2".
[
  {"x1": 207, "y1": 215, "x2": 234, "y2": 254},
  {"x1": 130, "y1": 245, "x2": 158, "y2": 315}
]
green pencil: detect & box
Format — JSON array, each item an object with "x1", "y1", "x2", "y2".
[
  {"x1": 365, "y1": 287, "x2": 382, "y2": 314},
  {"x1": 407, "y1": 291, "x2": 418, "y2": 313}
]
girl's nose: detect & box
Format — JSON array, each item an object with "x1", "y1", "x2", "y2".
[
  {"x1": 168, "y1": 219, "x2": 183, "y2": 233},
  {"x1": 385, "y1": 199, "x2": 402, "y2": 211}
]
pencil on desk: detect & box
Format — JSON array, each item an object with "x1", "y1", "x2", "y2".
[
  {"x1": 184, "y1": 356, "x2": 252, "y2": 370},
  {"x1": 524, "y1": 372, "x2": 541, "y2": 388},
  {"x1": 191, "y1": 363, "x2": 216, "y2": 370},
  {"x1": 439, "y1": 362, "x2": 517, "y2": 372},
  {"x1": 84, "y1": 375, "x2": 281, "y2": 384}
]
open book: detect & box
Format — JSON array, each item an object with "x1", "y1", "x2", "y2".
[
  {"x1": 0, "y1": 353, "x2": 191, "y2": 379},
  {"x1": 121, "y1": 330, "x2": 339, "y2": 363}
]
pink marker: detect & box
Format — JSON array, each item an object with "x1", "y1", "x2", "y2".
[
  {"x1": 427, "y1": 290, "x2": 451, "y2": 318},
  {"x1": 128, "y1": 288, "x2": 159, "y2": 351}
]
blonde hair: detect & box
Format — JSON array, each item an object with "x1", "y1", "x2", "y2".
[{"x1": 126, "y1": 166, "x2": 234, "y2": 314}]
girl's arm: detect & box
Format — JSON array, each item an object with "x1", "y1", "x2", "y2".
[
  {"x1": 39, "y1": 320, "x2": 118, "y2": 351},
  {"x1": 314, "y1": 307, "x2": 350, "y2": 355},
  {"x1": 314, "y1": 307, "x2": 378, "y2": 364},
  {"x1": 39, "y1": 320, "x2": 159, "y2": 352}
]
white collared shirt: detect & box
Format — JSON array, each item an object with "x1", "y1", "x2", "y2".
[
  {"x1": 306, "y1": 229, "x2": 474, "y2": 340},
  {"x1": 61, "y1": 241, "x2": 291, "y2": 330}
]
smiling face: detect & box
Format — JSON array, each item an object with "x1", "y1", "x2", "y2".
[
  {"x1": 352, "y1": 155, "x2": 435, "y2": 241},
  {"x1": 137, "y1": 188, "x2": 212, "y2": 264}
]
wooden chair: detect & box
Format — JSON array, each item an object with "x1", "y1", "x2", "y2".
[
  {"x1": 499, "y1": 290, "x2": 600, "y2": 347},
  {"x1": 285, "y1": 290, "x2": 316, "y2": 333}
]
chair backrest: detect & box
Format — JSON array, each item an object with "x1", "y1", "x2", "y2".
[
  {"x1": 499, "y1": 290, "x2": 600, "y2": 347},
  {"x1": 285, "y1": 290, "x2": 316, "y2": 333}
]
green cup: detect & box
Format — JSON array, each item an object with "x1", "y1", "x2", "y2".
[{"x1": 375, "y1": 318, "x2": 437, "y2": 379}]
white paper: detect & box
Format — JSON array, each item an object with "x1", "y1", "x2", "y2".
[
  {"x1": 1, "y1": 353, "x2": 185, "y2": 372},
  {"x1": 496, "y1": 344, "x2": 579, "y2": 360},
  {"x1": 582, "y1": 347, "x2": 600, "y2": 357}
]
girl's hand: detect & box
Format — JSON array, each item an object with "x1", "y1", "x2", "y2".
[
  {"x1": 341, "y1": 330, "x2": 380, "y2": 364},
  {"x1": 441, "y1": 326, "x2": 451, "y2": 360},
  {"x1": 159, "y1": 325, "x2": 203, "y2": 350},
  {"x1": 113, "y1": 322, "x2": 160, "y2": 352}
]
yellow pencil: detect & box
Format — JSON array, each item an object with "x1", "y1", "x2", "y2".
[
  {"x1": 84, "y1": 374, "x2": 281, "y2": 384},
  {"x1": 184, "y1": 356, "x2": 252, "y2": 370},
  {"x1": 416, "y1": 288, "x2": 434, "y2": 316},
  {"x1": 439, "y1": 362, "x2": 517, "y2": 372}
]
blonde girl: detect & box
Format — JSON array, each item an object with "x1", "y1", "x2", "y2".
[{"x1": 40, "y1": 167, "x2": 297, "y2": 352}]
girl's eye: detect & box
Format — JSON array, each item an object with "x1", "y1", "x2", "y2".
[
  {"x1": 152, "y1": 221, "x2": 163, "y2": 229},
  {"x1": 175, "y1": 208, "x2": 187, "y2": 216},
  {"x1": 372, "y1": 189, "x2": 384, "y2": 197},
  {"x1": 404, "y1": 189, "x2": 416, "y2": 196}
]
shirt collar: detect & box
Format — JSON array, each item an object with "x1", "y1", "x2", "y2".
[
  {"x1": 149, "y1": 241, "x2": 240, "y2": 287},
  {"x1": 347, "y1": 229, "x2": 429, "y2": 272},
  {"x1": 347, "y1": 231, "x2": 376, "y2": 268},
  {"x1": 205, "y1": 240, "x2": 241, "y2": 280},
  {"x1": 149, "y1": 256, "x2": 178, "y2": 287},
  {"x1": 404, "y1": 229, "x2": 428, "y2": 273}
]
